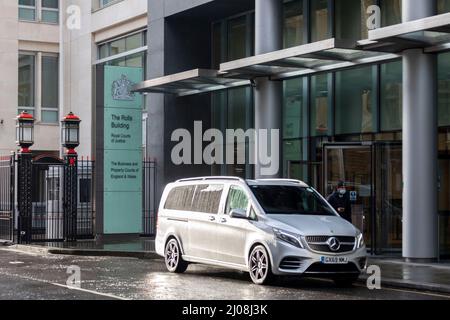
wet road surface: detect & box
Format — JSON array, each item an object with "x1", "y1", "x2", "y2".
[{"x1": 0, "y1": 248, "x2": 449, "y2": 300}]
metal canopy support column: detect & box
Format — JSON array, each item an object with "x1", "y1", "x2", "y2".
[
  {"x1": 402, "y1": 0, "x2": 439, "y2": 261},
  {"x1": 254, "y1": 0, "x2": 282, "y2": 178}
]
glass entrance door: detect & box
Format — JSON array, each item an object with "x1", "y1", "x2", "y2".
[
  {"x1": 374, "y1": 143, "x2": 402, "y2": 255},
  {"x1": 324, "y1": 143, "x2": 403, "y2": 255},
  {"x1": 324, "y1": 145, "x2": 374, "y2": 252}
]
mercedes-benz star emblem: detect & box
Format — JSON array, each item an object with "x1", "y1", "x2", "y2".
[{"x1": 327, "y1": 237, "x2": 341, "y2": 252}]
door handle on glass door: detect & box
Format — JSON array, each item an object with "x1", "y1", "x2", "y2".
[
  {"x1": 209, "y1": 216, "x2": 216, "y2": 221},
  {"x1": 221, "y1": 218, "x2": 227, "y2": 223}
]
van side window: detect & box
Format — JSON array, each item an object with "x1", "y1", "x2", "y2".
[
  {"x1": 191, "y1": 184, "x2": 224, "y2": 214},
  {"x1": 164, "y1": 185, "x2": 195, "y2": 211},
  {"x1": 225, "y1": 186, "x2": 249, "y2": 215}
]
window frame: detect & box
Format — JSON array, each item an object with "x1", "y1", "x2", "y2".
[
  {"x1": 18, "y1": 51, "x2": 37, "y2": 115},
  {"x1": 19, "y1": 0, "x2": 59, "y2": 24},
  {"x1": 18, "y1": 51, "x2": 60, "y2": 123},
  {"x1": 40, "y1": 53, "x2": 59, "y2": 124},
  {"x1": 224, "y1": 185, "x2": 251, "y2": 216}
]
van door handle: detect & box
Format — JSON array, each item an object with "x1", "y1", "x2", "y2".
[
  {"x1": 221, "y1": 218, "x2": 227, "y2": 223},
  {"x1": 209, "y1": 216, "x2": 216, "y2": 222}
]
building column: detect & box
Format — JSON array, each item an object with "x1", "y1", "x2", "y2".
[
  {"x1": 254, "y1": 0, "x2": 283, "y2": 178},
  {"x1": 402, "y1": 0, "x2": 438, "y2": 261}
]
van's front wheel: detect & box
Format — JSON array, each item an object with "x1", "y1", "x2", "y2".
[
  {"x1": 249, "y1": 245, "x2": 273, "y2": 285},
  {"x1": 165, "y1": 238, "x2": 188, "y2": 273}
]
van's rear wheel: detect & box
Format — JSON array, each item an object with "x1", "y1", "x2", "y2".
[
  {"x1": 165, "y1": 238, "x2": 188, "y2": 273},
  {"x1": 249, "y1": 245, "x2": 273, "y2": 285}
]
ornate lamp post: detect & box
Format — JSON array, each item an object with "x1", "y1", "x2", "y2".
[
  {"x1": 61, "y1": 112, "x2": 81, "y2": 241},
  {"x1": 16, "y1": 111, "x2": 35, "y2": 244}
]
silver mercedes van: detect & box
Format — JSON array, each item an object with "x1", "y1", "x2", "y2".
[{"x1": 155, "y1": 177, "x2": 367, "y2": 286}]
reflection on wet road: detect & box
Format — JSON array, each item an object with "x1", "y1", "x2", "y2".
[{"x1": 0, "y1": 249, "x2": 448, "y2": 300}]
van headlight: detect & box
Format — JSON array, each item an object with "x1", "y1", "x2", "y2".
[
  {"x1": 356, "y1": 232, "x2": 365, "y2": 249},
  {"x1": 273, "y1": 228, "x2": 304, "y2": 249}
]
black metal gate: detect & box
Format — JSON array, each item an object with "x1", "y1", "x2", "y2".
[
  {"x1": 30, "y1": 160, "x2": 65, "y2": 242},
  {"x1": 0, "y1": 155, "x2": 15, "y2": 242},
  {"x1": 142, "y1": 159, "x2": 157, "y2": 237}
]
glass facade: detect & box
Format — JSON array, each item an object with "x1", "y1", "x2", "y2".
[
  {"x1": 283, "y1": 0, "x2": 305, "y2": 48},
  {"x1": 310, "y1": 0, "x2": 330, "y2": 42},
  {"x1": 207, "y1": 2, "x2": 450, "y2": 257},
  {"x1": 381, "y1": 61, "x2": 403, "y2": 131},
  {"x1": 335, "y1": 66, "x2": 377, "y2": 135},
  {"x1": 98, "y1": 30, "x2": 147, "y2": 67},
  {"x1": 212, "y1": 13, "x2": 254, "y2": 179}
]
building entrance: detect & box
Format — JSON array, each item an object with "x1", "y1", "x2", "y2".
[{"x1": 324, "y1": 142, "x2": 402, "y2": 255}]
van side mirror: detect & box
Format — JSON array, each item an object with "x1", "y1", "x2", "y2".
[{"x1": 230, "y1": 208, "x2": 248, "y2": 220}]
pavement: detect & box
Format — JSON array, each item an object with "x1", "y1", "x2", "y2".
[
  {"x1": 0, "y1": 248, "x2": 449, "y2": 300},
  {"x1": 2, "y1": 237, "x2": 450, "y2": 295}
]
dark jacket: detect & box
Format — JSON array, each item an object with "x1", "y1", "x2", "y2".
[{"x1": 327, "y1": 191, "x2": 352, "y2": 223}]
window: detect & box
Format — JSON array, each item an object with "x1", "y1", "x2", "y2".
[
  {"x1": 191, "y1": 185, "x2": 224, "y2": 214},
  {"x1": 250, "y1": 185, "x2": 335, "y2": 216},
  {"x1": 97, "y1": 30, "x2": 147, "y2": 68},
  {"x1": 336, "y1": 0, "x2": 376, "y2": 41},
  {"x1": 19, "y1": 52, "x2": 59, "y2": 122},
  {"x1": 310, "y1": 73, "x2": 331, "y2": 137},
  {"x1": 225, "y1": 186, "x2": 249, "y2": 215},
  {"x1": 19, "y1": 0, "x2": 36, "y2": 21},
  {"x1": 19, "y1": 0, "x2": 59, "y2": 23},
  {"x1": 18, "y1": 53, "x2": 35, "y2": 115},
  {"x1": 381, "y1": 61, "x2": 402, "y2": 131},
  {"x1": 95, "y1": 0, "x2": 121, "y2": 10},
  {"x1": 310, "y1": 0, "x2": 330, "y2": 42},
  {"x1": 438, "y1": 0, "x2": 450, "y2": 13},
  {"x1": 41, "y1": 55, "x2": 59, "y2": 123},
  {"x1": 439, "y1": 52, "x2": 450, "y2": 127},
  {"x1": 381, "y1": 0, "x2": 402, "y2": 27},
  {"x1": 335, "y1": 66, "x2": 377, "y2": 135},
  {"x1": 41, "y1": 0, "x2": 59, "y2": 23},
  {"x1": 283, "y1": 0, "x2": 305, "y2": 48},
  {"x1": 164, "y1": 186, "x2": 196, "y2": 211}
]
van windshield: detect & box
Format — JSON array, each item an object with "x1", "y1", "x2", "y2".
[{"x1": 250, "y1": 185, "x2": 336, "y2": 216}]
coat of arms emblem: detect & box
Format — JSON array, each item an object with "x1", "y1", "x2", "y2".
[{"x1": 112, "y1": 74, "x2": 136, "y2": 101}]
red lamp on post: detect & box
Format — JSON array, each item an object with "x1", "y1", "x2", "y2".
[
  {"x1": 16, "y1": 111, "x2": 35, "y2": 154},
  {"x1": 61, "y1": 112, "x2": 81, "y2": 155}
]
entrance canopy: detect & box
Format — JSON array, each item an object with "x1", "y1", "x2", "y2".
[
  {"x1": 132, "y1": 69, "x2": 251, "y2": 97},
  {"x1": 134, "y1": 39, "x2": 399, "y2": 96},
  {"x1": 220, "y1": 38, "x2": 399, "y2": 81},
  {"x1": 358, "y1": 12, "x2": 450, "y2": 53}
]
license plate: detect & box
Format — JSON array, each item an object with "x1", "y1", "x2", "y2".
[{"x1": 320, "y1": 256, "x2": 349, "y2": 264}]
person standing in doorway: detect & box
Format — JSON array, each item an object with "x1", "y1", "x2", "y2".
[{"x1": 327, "y1": 181, "x2": 352, "y2": 223}]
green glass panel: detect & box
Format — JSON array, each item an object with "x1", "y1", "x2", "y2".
[
  {"x1": 283, "y1": 0, "x2": 305, "y2": 48},
  {"x1": 381, "y1": 61, "x2": 403, "y2": 131},
  {"x1": 311, "y1": 0, "x2": 329, "y2": 42},
  {"x1": 310, "y1": 74, "x2": 330, "y2": 136},
  {"x1": 439, "y1": 52, "x2": 450, "y2": 127},
  {"x1": 335, "y1": 66, "x2": 377, "y2": 135}
]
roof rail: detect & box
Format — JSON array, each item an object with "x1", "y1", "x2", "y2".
[
  {"x1": 257, "y1": 179, "x2": 305, "y2": 184},
  {"x1": 176, "y1": 176, "x2": 247, "y2": 183}
]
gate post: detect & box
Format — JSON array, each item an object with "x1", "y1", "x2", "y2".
[
  {"x1": 16, "y1": 112, "x2": 35, "y2": 244},
  {"x1": 17, "y1": 152, "x2": 33, "y2": 244},
  {"x1": 61, "y1": 112, "x2": 81, "y2": 242},
  {"x1": 63, "y1": 154, "x2": 78, "y2": 241}
]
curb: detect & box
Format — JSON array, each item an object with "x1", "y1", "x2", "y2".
[
  {"x1": 359, "y1": 276, "x2": 450, "y2": 295},
  {"x1": 47, "y1": 248, "x2": 161, "y2": 260}
]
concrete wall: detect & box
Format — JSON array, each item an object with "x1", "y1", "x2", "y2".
[{"x1": 0, "y1": 0, "x2": 19, "y2": 155}]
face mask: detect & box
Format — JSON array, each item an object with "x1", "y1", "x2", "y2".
[{"x1": 339, "y1": 189, "x2": 346, "y2": 195}]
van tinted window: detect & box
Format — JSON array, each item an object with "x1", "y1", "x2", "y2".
[
  {"x1": 191, "y1": 184, "x2": 224, "y2": 214},
  {"x1": 164, "y1": 185, "x2": 196, "y2": 211}
]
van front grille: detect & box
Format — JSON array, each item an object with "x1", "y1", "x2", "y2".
[{"x1": 305, "y1": 235, "x2": 356, "y2": 254}]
